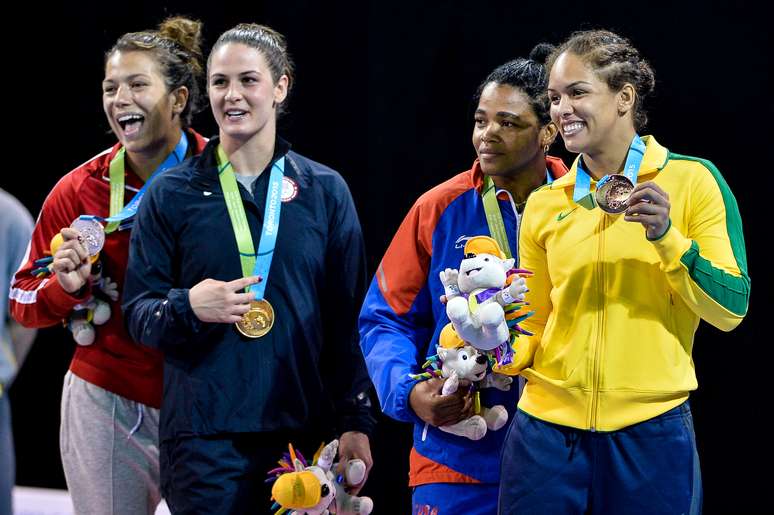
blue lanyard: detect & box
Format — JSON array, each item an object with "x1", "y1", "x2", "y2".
[
  {"x1": 216, "y1": 144, "x2": 285, "y2": 298},
  {"x1": 80, "y1": 131, "x2": 189, "y2": 232}
]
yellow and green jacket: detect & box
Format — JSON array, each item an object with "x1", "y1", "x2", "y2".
[{"x1": 511, "y1": 135, "x2": 749, "y2": 431}]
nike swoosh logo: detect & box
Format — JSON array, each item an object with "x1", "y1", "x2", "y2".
[
  {"x1": 557, "y1": 207, "x2": 578, "y2": 222},
  {"x1": 203, "y1": 191, "x2": 213, "y2": 196}
]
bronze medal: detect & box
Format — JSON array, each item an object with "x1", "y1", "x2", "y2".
[
  {"x1": 596, "y1": 175, "x2": 634, "y2": 214},
  {"x1": 236, "y1": 299, "x2": 275, "y2": 338}
]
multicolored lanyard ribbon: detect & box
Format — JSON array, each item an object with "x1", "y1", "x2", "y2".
[
  {"x1": 481, "y1": 176, "x2": 513, "y2": 259},
  {"x1": 573, "y1": 134, "x2": 645, "y2": 210},
  {"x1": 216, "y1": 144, "x2": 285, "y2": 298},
  {"x1": 79, "y1": 131, "x2": 189, "y2": 233}
]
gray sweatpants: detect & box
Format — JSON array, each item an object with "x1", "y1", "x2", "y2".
[{"x1": 60, "y1": 371, "x2": 161, "y2": 515}]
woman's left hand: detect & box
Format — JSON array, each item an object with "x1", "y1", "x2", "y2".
[{"x1": 624, "y1": 181, "x2": 671, "y2": 240}]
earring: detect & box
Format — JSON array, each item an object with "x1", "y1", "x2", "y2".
[{"x1": 543, "y1": 143, "x2": 550, "y2": 154}]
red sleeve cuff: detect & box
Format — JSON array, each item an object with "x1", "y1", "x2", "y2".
[{"x1": 41, "y1": 277, "x2": 93, "y2": 318}]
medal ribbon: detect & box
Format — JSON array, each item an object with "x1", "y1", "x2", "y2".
[
  {"x1": 482, "y1": 176, "x2": 513, "y2": 259},
  {"x1": 79, "y1": 132, "x2": 189, "y2": 232},
  {"x1": 216, "y1": 144, "x2": 285, "y2": 298},
  {"x1": 573, "y1": 134, "x2": 646, "y2": 210}
]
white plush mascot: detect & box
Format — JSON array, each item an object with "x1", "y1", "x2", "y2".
[
  {"x1": 440, "y1": 236, "x2": 529, "y2": 356},
  {"x1": 67, "y1": 260, "x2": 119, "y2": 346},
  {"x1": 434, "y1": 324, "x2": 512, "y2": 440},
  {"x1": 268, "y1": 440, "x2": 373, "y2": 515}
]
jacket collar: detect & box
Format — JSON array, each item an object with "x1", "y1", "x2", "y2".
[
  {"x1": 99, "y1": 128, "x2": 209, "y2": 189},
  {"x1": 190, "y1": 135, "x2": 292, "y2": 191},
  {"x1": 550, "y1": 135, "x2": 669, "y2": 190}
]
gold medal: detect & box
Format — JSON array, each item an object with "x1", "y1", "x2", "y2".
[{"x1": 236, "y1": 299, "x2": 275, "y2": 338}]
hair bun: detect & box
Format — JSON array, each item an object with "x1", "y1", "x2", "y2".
[
  {"x1": 529, "y1": 43, "x2": 555, "y2": 64},
  {"x1": 158, "y1": 17, "x2": 203, "y2": 57}
]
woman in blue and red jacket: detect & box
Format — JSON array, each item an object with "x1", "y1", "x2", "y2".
[{"x1": 359, "y1": 43, "x2": 568, "y2": 515}]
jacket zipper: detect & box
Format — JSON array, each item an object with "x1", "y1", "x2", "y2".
[{"x1": 590, "y1": 214, "x2": 608, "y2": 431}]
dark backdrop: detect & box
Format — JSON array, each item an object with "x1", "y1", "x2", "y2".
[{"x1": 3, "y1": 1, "x2": 770, "y2": 513}]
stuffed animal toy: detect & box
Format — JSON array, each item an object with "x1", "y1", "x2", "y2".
[
  {"x1": 32, "y1": 232, "x2": 118, "y2": 346},
  {"x1": 67, "y1": 259, "x2": 118, "y2": 345},
  {"x1": 411, "y1": 324, "x2": 512, "y2": 440},
  {"x1": 439, "y1": 235, "x2": 533, "y2": 366},
  {"x1": 268, "y1": 440, "x2": 374, "y2": 515}
]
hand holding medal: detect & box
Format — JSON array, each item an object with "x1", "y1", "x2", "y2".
[
  {"x1": 70, "y1": 217, "x2": 106, "y2": 256},
  {"x1": 624, "y1": 181, "x2": 672, "y2": 240},
  {"x1": 216, "y1": 144, "x2": 285, "y2": 339},
  {"x1": 53, "y1": 133, "x2": 189, "y2": 295},
  {"x1": 51, "y1": 227, "x2": 94, "y2": 294},
  {"x1": 573, "y1": 134, "x2": 647, "y2": 215},
  {"x1": 189, "y1": 276, "x2": 263, "y2": 324}
]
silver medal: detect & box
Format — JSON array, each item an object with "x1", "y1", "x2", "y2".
[{"x1": 70, "y1": 218, "x2": 105, "y2": 256}]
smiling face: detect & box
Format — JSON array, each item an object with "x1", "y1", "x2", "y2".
[
  {"x1": 547, "y1": 51, "x2": 631, "y2": 156},
  {"x1": 472, "y1": 82, "x2": 549, "y2": 179},
  {"x1": 102, "y1": 51, "x2": 184, "y2": 156},
  {"x1": 457, "y1": 252, "x2": 510, "y2": 294},
  {"x1": 207, "y1": 42, "x2": 288, "y2": 143}
]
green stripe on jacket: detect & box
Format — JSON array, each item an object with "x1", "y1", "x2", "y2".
[{"x1": 670, "y1": 153, "x2": 750, "y2": 316}]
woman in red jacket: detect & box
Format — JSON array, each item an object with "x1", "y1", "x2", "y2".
[{"x1": 9, "y1": 17, "x2": 207, "y2": 515}]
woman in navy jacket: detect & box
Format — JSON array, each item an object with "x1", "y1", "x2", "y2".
[{"x1": 123, "y1": 23, "x2": 374, "y2": 514}]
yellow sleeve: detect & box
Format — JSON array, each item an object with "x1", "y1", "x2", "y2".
[{"x1": 650, "y1": 158, "x2": 750, "y2": 331}]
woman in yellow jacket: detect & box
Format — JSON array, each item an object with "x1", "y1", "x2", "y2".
[{"x1": 497, "y1": 30, "x2": 749, "y2": 515}]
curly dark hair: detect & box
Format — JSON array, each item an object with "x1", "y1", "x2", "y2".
[
  {"x1": 547, "y1": 30, "x2": 655, "y2": 130},
  {"x1": 474, "y1": 43, "x2": 556, "y2": 125}
]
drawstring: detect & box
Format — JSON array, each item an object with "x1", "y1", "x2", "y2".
[{"x1": 127, "y1": 404, "x2": 144, "y2": 439}]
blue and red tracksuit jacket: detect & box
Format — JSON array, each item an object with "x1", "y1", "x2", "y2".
[{"x1": 359, "y1": 157, "x2": 567, "y2": 486}]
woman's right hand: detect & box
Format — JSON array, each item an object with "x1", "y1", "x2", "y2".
[
  {"x1": 409, "y1": 377, "x2": 474, "y2": 427},
  {"x1": 51, "y1": 228, "x2": 91, "y2": 294},
  {"x1": 188, "y1": 276, "x2": 262, "y2": 323}
]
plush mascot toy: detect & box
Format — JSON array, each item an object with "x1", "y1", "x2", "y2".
[
  {"x1": 439, "y1": 235, "x2": 533, "y2": 367},
  {"x1": 31, "y1": 232, "x2": 118, "y2": 346},
  {"x1": 268, "y1": 440, "x2": 374, "y2": 515},
  {"x1": 410, "y1": 324, "x2": 512, "y2": 440}
]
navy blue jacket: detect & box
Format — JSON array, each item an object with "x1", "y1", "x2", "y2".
[{"x1": 123, "y1": 137, "x2": 374, "y2": 443}]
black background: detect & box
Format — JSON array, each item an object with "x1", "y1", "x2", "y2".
[{"x1": 3, "y1": 1, "x2": 771, "y2": 513}]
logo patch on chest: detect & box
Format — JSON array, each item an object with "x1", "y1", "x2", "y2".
[
  {"x1": 557, "y1": 206, "x2": 578, "y2": 221},
  {"x1": 281, "y1": 176, "x2": 298, "y2": 202}
]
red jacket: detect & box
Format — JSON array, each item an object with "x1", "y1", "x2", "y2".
[{"x1": 9, "y1": 130, "x2": 207, "y2": 408}]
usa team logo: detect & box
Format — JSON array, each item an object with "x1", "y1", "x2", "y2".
[{"x1": 281, "y1": 177, "x2": 298, "y2": 202}]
